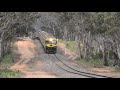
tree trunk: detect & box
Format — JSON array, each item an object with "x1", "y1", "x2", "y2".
[
  {"x1": 102, "y1": 40, "x2": 109, "y2": 66},
  {"x1": 78, "y1": 40, "x2": 82, "y2": 59},
  {"x1": 113, "y1": 52, "x2": 119, "y2": 66},
  {"x1": 0, "y1": 39, "x2": 2, "y2": 58},
  {"x1": 117, "y1": 44, "x2": 120, "y2": 67},
  {"x1": 103, "y1": 51, "x2": 109, "y2": 66}
]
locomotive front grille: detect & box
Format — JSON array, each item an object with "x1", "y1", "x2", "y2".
[{"x1": 46, "y1": 46, "x2": 57, "y2": 51}]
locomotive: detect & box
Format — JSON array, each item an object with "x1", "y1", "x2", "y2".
[{"x1": 34, "y1": 30, "x2": 57, "y2": 54}]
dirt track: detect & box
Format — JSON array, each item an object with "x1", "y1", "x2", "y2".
[{"x1": 10, "y1": 38, "x2": 58, "y2": 78}]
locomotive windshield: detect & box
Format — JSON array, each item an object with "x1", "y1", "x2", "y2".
[{"x1": 45, "y1": 39, "x2": 57, "y2": 44}]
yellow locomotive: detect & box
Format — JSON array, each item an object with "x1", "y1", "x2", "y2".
[
  {"x1": 34, "y1": 30, "x2": 57, "y2": 54},
  {"x1": 45, "y1": 38, "x2": 57, "y2": 54}
]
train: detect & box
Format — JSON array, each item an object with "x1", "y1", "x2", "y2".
[{"x1": 34, "y1": 30, "x2": 57, "y2": 54}]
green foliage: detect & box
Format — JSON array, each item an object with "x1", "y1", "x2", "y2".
[
  {"x1": 79, "y1": 59, "x2": 104, "y2": 68},
  {"x1": 0, "y1": 53, "x2": 14, "y2": 68},
  {"x1": 0, "y1": 69, "x2": 20, "y2": 78},
  {"x1": 65, "y1": 41, "x2": 78, "y2": 52},
  {"x1": 113, "y1": 67, "x2": 120, "y2": 73},
  {"x1": 58, "y1": 39, "x2": 77, "y2": 52},
  {"x1": 92, "y1": 51, "x2": 103, "y2": 59},
  {"x1": 0, "y1": 52, "x2": 21, "y2": 78}
]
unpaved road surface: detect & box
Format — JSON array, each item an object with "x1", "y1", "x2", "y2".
[{"x1": 10, "y1": 38, "x2": 58, "y2": 78}]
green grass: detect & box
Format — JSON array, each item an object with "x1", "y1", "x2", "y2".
[
  {"x1": 0, "y1": 52, "x2": 20, "y2": 68},
  {"x1": 0, "y1": 69, "x2": 20, "y2": 78},
  {"x1": 0, "y1": 52, "x2": 21, "y2": 78},
  {"x1": 79, "y1": 59, "x2": 104, "y2": 68},
  {"x1": 58, "y1": 39, "x2": 77, "y2": 52},
  {"x1": 113, "y1": 67, "x2": 120, "y2": 73},
  {"x1": 0, "y1": 54, "x2": 14, "y2": 68}
]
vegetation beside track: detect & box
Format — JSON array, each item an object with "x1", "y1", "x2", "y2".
[
  {"x1": 0, "y1": 69, "x2": 20, "y2": 78},
  {"x1": 58, "y1": 39, "x2": 120, "y2": 75},
  {"x1": 58, "y1": 39, "x2": 77, "y2": 52},
  {"x1": 0, "y1": 45, "x2": 21, "y2": 78},
  {"x1": 58, "y1": 39, "x2": 112, "y2": 68}
]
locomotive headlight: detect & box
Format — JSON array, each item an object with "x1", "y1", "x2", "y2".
[{"x1": 49, "y1": 38, "x2": 53, "y2": 41}]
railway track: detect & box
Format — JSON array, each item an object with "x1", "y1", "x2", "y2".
[
  {"x1": 49, "y1": 54, "x2": 113, "y2": 78},
  {"x1": 48, "y1": 54, "x2": 96, "y2": 78},
  {"x1": 35, "y1": 30, "x2": 113, "y2": 78}
]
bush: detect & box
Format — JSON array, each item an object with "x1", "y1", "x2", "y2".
[
  {"x1": 92, "y1": 51, "x2": 103, "y2": 59},
  {"x1": 0, "y1": 51, "x2": 21, "y2": 78},
  {"x1": 0, "y1": 53, "x2": 14, "y2": 68}
]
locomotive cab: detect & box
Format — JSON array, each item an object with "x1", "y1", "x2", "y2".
[{"x1": 45, "y1": 38, "x2": 57, "y2": 54}]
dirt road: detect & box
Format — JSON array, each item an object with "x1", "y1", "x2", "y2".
[{"x1": 10, "y1": 37, "x2": 58, "y2": 78}]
